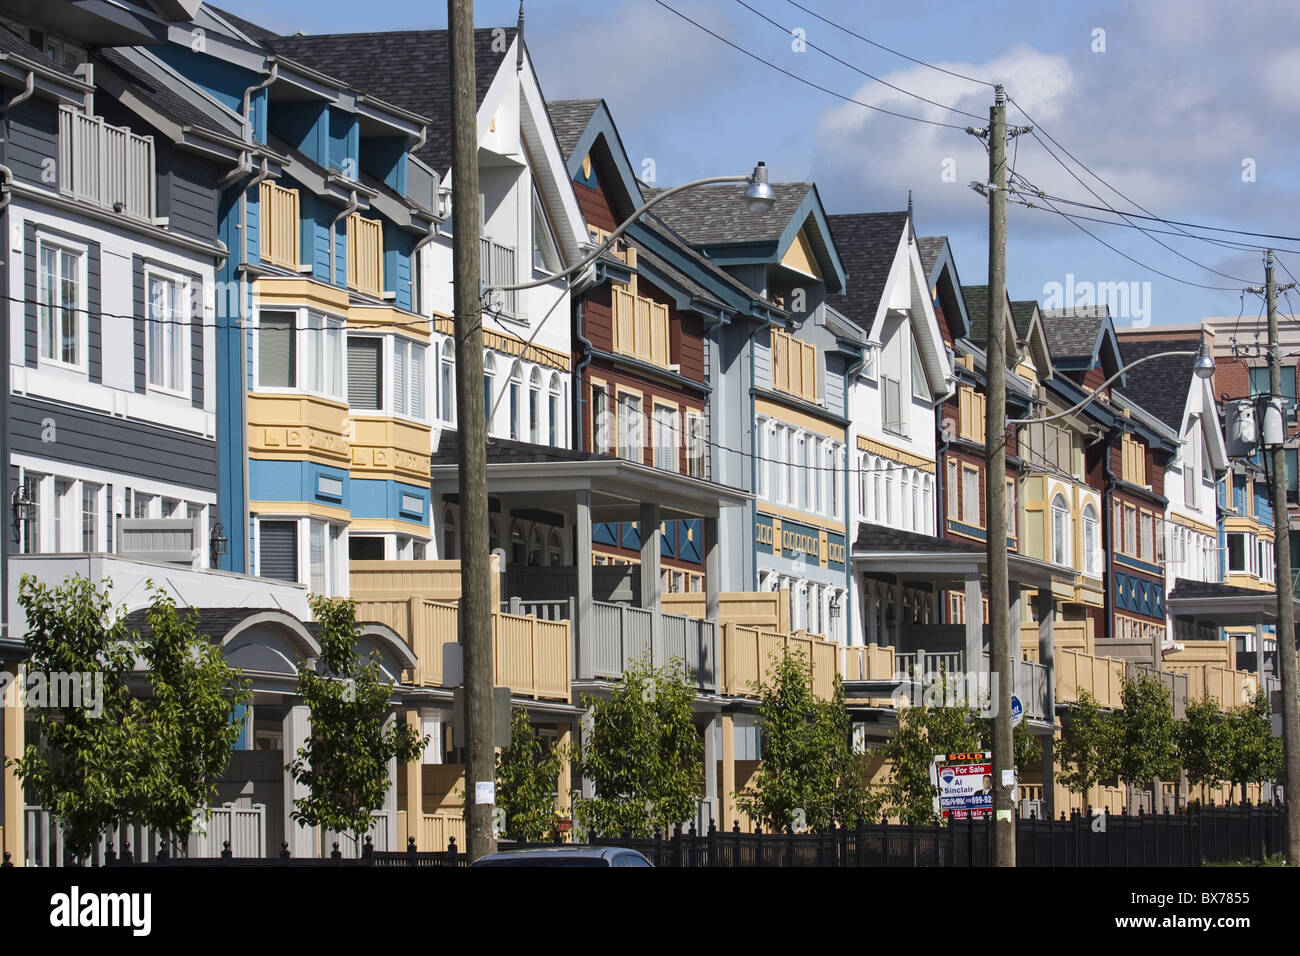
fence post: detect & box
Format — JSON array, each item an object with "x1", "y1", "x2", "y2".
[
  {"x1": 279, "y1": 841, "x2": 291, "y2": 860},
  {"x1": 363, "y1": 836, "x2": 374, "y2": 864},
  {"x1": 330, "y1": 842, "x2": 342, "y2": 862},
  {"x1": 733, "y1": 820, "x2": 742, "y2": 867},
  {"x1": 856, "y1": 817, "x2": 865, "y2": 868},
  {"x1": 407, "y1": 836, "x2": 418, "y2": 866},
  {"x1": 1, "y1": 851, "x2": 11, "y2": 867},
  {"x1": 447, "y1": 835, "x2": 459, "y2": 866},
  {"x1": 754, "y1": 824, "x2": 764, "y2": 867},
  {"x1": 221, "y1": 840, "x2": 233, "y2": 860}
]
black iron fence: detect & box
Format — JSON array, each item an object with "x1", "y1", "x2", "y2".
[{"x1": 7, "y1": 804, "x2": 1282, "y2": 867}]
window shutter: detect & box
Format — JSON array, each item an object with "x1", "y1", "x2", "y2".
[
  {"x1": 259, "y1": 521, "x2": 298, "y2": 582},
  {"x1": 347, "y1": 337, "x2": 382, "y2": 409},
  {"x1": 258, "y1": 312, "x2": 296, "y2": 387}
]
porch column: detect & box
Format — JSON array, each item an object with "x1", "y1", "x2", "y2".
[
  {"x1": 892, "y1": 581, "x2": 905, "y2": 646},
  {"x1": 383, "y1": 712, "x2": 398, "y2": 851},
  {"x1": 1008, "y1": 581, "x2": 1023, "y2": 663},
  {"x1": 282, "y1": 704, "x2": 316, "y2": 858},
  {"x1": 703, "y1": 716, "x2": 720, "y2": 829},
  {"x1": 580, "y1": 706, "x2": 595, "y2": 800},
  {"x1": 404, "y1": 708, "x2": 424, "y2": 850},
  {"x1": 704, "y1": 517, "x2": 720, "y2": 624},
  {"x1": 1041, "y1": 734, "x2": 1056, "y2": 821},
  {"x1": 964, "y1": 570, "x2": 983, "y2": 667},
  {"x1": 720, "y1": 713, "x2": 736, "y2": 830},
  {"x1": 1255, "y1": 612, "x2": 1266, "y2": 679},
  {"x1": 640, "y1": 503, "x2": 663, "y2": 670},
  {"x1": 576, "y1": 489, "x2": 593, "y2": 679},
  {"x1": 556, "y1": 722, "x2": 572, "y2": 836},
  {"x1": 1, "y1": 691, "x2": 23, "y2": 866},
  {"x1": 1036, "y1": 588, "x2": 1056, "y2": 723}
]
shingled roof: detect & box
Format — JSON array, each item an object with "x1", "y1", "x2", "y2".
[
  {"x1": 1039, "y1": 306, "x2": 1109, "y2": 363},
  {"x1": 121, "y1": 607, "x2": 305, "y2": 641},
  {"x1": 205, "y1": 20, "x2": 514, "y2": 179},
  {"x1": 915, "y1": 235, "x2": 948, "y2": 280},
  {"x1": 853, "y1": 522, "x2": 984, "y2": 554},
  {"x1": 825, "y1": 211, "x2": 908, "y2": 329},
  {"x1": 646, "y1": 181, "x2": 813, "y2": 246},
  {"x1": 1009, "y1": 300, "x2": 1038, "y2": 338},
  {"x1": 546, "y1": 98, "x2": 602, "y2": 163},
  {"x1": 94, "y1": 47, "x2": 241, "y2": 141},
  {"x1": 0, "y1": 23, "x2": 80, "y2": 77},
  {"x1": 431, "y1": 431, "x2": 614, "y2": 468},
  {"x1": 1111, "y1": 336, "x2": 1196, "y2": 429}
]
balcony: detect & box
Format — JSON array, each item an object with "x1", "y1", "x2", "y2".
[
  {"x1": 771, "y1": 329, "x2": 818, "y2": 403},
  {"x1": 612, "y1": 284, "x2": 670, "y2": 368},
  {"x1": 720, "y1": 624, "x2": 838, "y2": 698},
  {"x1": 58, "y1": 106, "x2": 155, "y2": 221},
  {"x1": 481, "y1": 237, "x2": 517, "y2": 317},
  {"x1": 348, "y1": 213, "x2": 384, "y2": 298},
  {"x1": 1055, "y1": 648, "x2": 1125, "y2": 709},
  {"x1": 260, "y1": 181, "x2": 301, "y2": 270}
]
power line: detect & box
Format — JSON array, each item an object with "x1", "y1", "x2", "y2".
[
  {"x1": 732, "y1": 0, "x2": 986, "y2": 121},
  {"x1": 648, "y1": 0, "x2": 973, "y2": 130},
  {"x1": 780, "y1": 0, "x2": 997, "y2": 88}
]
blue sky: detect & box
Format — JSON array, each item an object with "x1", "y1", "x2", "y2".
[{"x1": 220, "y1": 0, "x2": 1300, "y2": 331}]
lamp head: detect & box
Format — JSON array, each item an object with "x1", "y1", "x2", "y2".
[
  {"x1": 1193, "y1": 334, "x2": 1216, "y2": 380},
  {"x1": 744, "y1": 162, "x2": 776, "y2": 214}
]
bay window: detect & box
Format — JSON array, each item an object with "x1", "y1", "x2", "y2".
[
  {"x1": 392, "y1": 337, "x2": 426, "y2": 420},
  {"x1": 347, "y1": 336, "x2": 383, "y2": 410},
  {"x1": 257, "y1": 308, "x2": 345, "y2": 399}
]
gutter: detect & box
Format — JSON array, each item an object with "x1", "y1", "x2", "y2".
[
  {"x1": 2, "y1": 71, "x2": 34, "y2": 112},
  {"x1": 241, "y1": 62, "x2": 277, "y2": 142},
  {"x1": 1103, "y1": 429, "x2": 1117, "y2": 642},
  {"x1": 843, "y1": 343, "x2": 870, "y2": 636},
  {"x1": 573, "y1": 300, "x2": 594, "y2": 450}
]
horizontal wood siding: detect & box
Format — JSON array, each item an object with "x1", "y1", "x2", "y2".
[
  {"x1": 5, "y1": 98, "x2": 58, "y2": 188},
  {"x1": 161, "y1": 148, "x2": 220, "y2": 241}
]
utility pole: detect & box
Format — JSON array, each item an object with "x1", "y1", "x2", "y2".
[
  {"x1": 1264, "y1": 250, "x2": 1300, "y2": 864},
  {"x1": 983, "y1": 84, "x2": 1014, "y2": 866},
  {"x1": 448, "y1": 0, "x2": 496, "y2": 861}
]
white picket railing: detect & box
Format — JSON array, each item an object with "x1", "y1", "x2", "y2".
[
  {"x1": 324, "y1": 810, "x2": 394, "y2": 858},
  {"x1": 58, "y1": 105, "x2": 156, "y2": 221},
  {"x1": 24, "y1": 802, "x2": 266, "y2": 866},
  {"x1": 481, "y1": 236, "x2": 518, "y2": 317}
]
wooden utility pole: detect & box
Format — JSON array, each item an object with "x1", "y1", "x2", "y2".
[
  {"x1": 984, "y1": 84, "x2": 1015, "y2": 866},
  {"x1": 448, "y1": 0, "x2": 496, "y2": 861},
  {"x1": 1264, "y1": 249, "x2": 1300, "y2": 864}
]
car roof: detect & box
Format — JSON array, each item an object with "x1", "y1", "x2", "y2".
[{"x1": 472, "y1": 846, "x2": 648, "y2": 862}]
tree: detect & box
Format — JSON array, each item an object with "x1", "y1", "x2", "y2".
[
  {"x1": 1178, "y1": 696, "x2": 1228, "y2": 803},
  {"x1": 880, "y1": 672, "x2": 984, "y2": 824},
  {"x1": 572, "y1": 658, "x2": 701, "y2": 837},
  {"x1": 496, "y1": 707, "x2": 561, "y2": 842},
  {"x1": 1222, "y1": 690, "x2": 1284, "y2": 804},
  {"x1": 1114, "y1": 674, "x2": 1180, "y2": 806},
  {"x1": 11, "y1": 574, "x2": 250, "y2": 858},
  {"x1": 1056, "y1": 690, "x2": 1119, "y2": 800},
  {"x1": 288, "y1": 595, "x2": 425, "y2": 846},
  {"x1": 736, "y1": 652, "x2": 880, "y2": 831}
]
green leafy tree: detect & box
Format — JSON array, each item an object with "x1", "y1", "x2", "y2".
[
  {"x1": 1056, "y1": 690, "x2": 1119, "y2": 799},
  {"x1": 736, "y1": 652, "x2": 880, "y2": 831},
  {"x1": 11, "y1": 575, "x2": 250, "y2": 858},
  {"x1": 880, "y1": 672, "x2": 984, "y2": 824},
  {"x1": 496, "y1": 707, "x2": 561, "y2": 842},
  {"x1": 1114, "y1": 674, "x2": 1180, "y2": 804},
  {"x1": 1178, "y1": 696, "x2": 1228, "y2": 803},
  {"x1": 289, "y1": 595, "x2": 425, "y2": 846},
  {"x1": 572, "y1": 658, "x2": 701, "y2": 837},
  {"x1": 1222, "y1": 690, "x2": 1283, "y2": 804}
]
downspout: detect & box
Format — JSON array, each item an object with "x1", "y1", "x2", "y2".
[
  {"x1": 1102, "y1": 428, "x2": 1118, "y2": 643},
  {"x1": 240, "y1": 157, "x2": 272, "y2": 268},
  {"x1": 748, "y1": 308, "x2": 775, "y2": 591},
  {"x1": 329, "y1": 190, "x2": 360, "y2": 289},
  {"x1": 241, "y1": 62, "x2": 277, "y2": 142},
  {"x1": 573, "y1": 300, "x2": 593, "y2": 449},
  {"x1": 2, "y1": 72, "x2": 34, "y2": 112},
  {"x1": 843, "y1": 344, "x2": 868, "y2": 644},
  {"x1": 411, "y1": 220, "x2": 440, "y2": 316}
]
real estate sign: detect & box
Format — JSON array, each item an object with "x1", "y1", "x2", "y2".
[{"x1": 932, "y1": 752, "x2": 994, "y2": 821}]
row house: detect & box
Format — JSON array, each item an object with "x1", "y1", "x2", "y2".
[
  {"x1": 648, "y1": 179, "x2": 855, "y2": 644},
  {"x1": 0, "y1": 1, "x2": 430, "y2": 865}
]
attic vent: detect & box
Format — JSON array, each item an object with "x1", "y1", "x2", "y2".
[{"x1": 582, "y1": 153, "x2": 592, "y2": 180}]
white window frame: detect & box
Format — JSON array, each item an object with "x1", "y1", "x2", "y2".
[
  {"x1": 439, "y1": 338, "x2": 456, "y2": 424},
  {"x1": 144, "y1": 266, "x2": 192, "y2": 398},
  {"x1": 392, "y1": 336, "x2": 427, "y2": 422},
  {"x1": 254, "y1": 306, "x2": 347, "y2": 401},
  {"x1": 36, "y1": 234, "x2": 88, "y2": 372}
]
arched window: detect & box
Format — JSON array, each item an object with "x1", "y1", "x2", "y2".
[
  {"x1": 528, "y1": 367, "x2": 543, "y2": 444},
  {"x1": 1082, "y1": 504, "x2": 1100, "y2": 576},
  {"x1": 442, "y1": 507, "x2": 458, "y2": 560},
  {"x1": 858, "y1": 453, "x2": 867, "y2": 519},
  {"x1": 528, "y1": 526, "x2": 543, "y2": 566},
  {"x1": 1052, "y1": 494, "x2": 1071, "y2": 566},
  {"x1": 901, "y1": 472, "x2": 912, "y2": 531},
  {"x1": 440, "y1": 339, "x2": 455, "y2": 423},
  {"x1": 548, "y1": 373, "x2": 563, "y2": 447},
  {"x1": 509, "y1": 362, "x2": 523, "y2": 441},
  {"x1": 548, "y1": 528, "x2": 563, "y2": 566},
  {"x1": 483, "y1": 353, "x2": 496, "y2": 435}
]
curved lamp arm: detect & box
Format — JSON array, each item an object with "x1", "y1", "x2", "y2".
[
  {"x1": 1008, "y1": 348, "x2": 1209, "y2": 426},
  {"x1": 483, "y1": 168, "x2": 768, "y2": 298}
]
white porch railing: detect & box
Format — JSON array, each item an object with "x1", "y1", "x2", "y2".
[
  {"x1": 58, "y1": 106, "x2": 156, "y2": 221},
  {"x1": 24, "y1": 802, "x2": 266, "y2": 865},
  {"x1": 324, "y1": 810, "x2": 394, "y2": 858},
  {"x1": 481, "y1": 236, "x2": 518, "y2": 317}
]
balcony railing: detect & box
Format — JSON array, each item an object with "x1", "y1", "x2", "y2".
[
  {"x1": 59, "y1": 106, "x2": 155, "y2": 221},
  {"x1": 839, "y1": 644, "x2": 896, "y2": 682},
  {"x1": 481, "y1": 236, "x2": 517, "y2": 317},
  {"x1": 1055, "y1": 647, "x2": 1125, "y2": 708},
  {"x1": 348, "y1": 212, "x2": 384, "y2": 298},
  {"x1": 582, "y1": 600, "x2": 717, "y2": 692},
  {"x1": 612, "y1": 285, "x2": 670, "y2": 367},
  {"x1": 720, "y1": 623, "x2": 835, "y2": 699},
  {"x1": 260, "y1": 181, "x2": 301, "y2": 269}
]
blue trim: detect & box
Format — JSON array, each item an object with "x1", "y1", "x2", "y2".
[{"x1": 1114, "y1": 553, "x2": 1164, "y2": 577}]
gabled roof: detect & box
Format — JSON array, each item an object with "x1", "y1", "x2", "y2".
[
  {"x1": 825, "y1": 211, "x2": 909, "y2": 326},
  {"x1": 960, "y1": 284, "x2": 1017, "y2": 358},
  {"x1": 914, "y1": 235, "x2": 970, "y2": 343},
  {"x1": 219, "y1": 24, "x2": 514, "y2": 178},
  {"x1": 915, "y1": 236, "x2": 948, "y2": 279},
  {"x1": 650, "y1": 180, "x2": 847, "y2": 293},
  {"x1": 94, "y1": 46, "x2": 244, "y2": 144},
  {"x1": 547, "y1": 98, "x2": 602, "y2": 163},
  {"x1": 1110, "y1": 337, "x2": 1196, "y2": 430},
  {"x1": 0, "y1": 24, "x2": 79, "y2": 77},
  {"x1": 1040, "y1": 305, "x2": 1124, "y2": 382}
]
